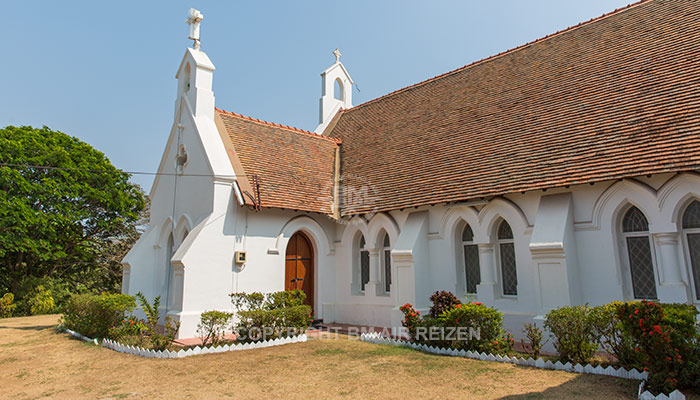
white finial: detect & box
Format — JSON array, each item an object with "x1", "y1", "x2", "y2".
[
  {"x1": 333, "y1": 48, "x2": 342, "y2": 63},
  {"x1": 186, "y1": 8, "x2": 204, "y2": 50}
]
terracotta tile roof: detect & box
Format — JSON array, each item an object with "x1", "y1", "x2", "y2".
[
  {"x1": 216, "y1": 108, "x2": 339, "y2": 214},
  {"x1": 327, "y1": 0, "x2": 700, "y2": 216}
]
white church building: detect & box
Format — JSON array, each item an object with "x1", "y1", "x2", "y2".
[{"x1": 123, "y1": 1, "x2": 700, "y2": 339}]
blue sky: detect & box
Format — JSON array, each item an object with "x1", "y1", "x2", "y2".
[{"x1": 2, "y1": 1, "x2": 632, "y2": 190}]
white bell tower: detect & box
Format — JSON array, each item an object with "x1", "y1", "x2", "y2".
[
  {"x1": 175, "y1": 8, "x2": 215, "y2": 121},
  {"x1": 315, "y1": 49, "x2": 354, "y2": 134}
]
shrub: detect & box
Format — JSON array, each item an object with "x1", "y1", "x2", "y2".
[
  {"x1": 0, "y1": 293, "x2": 16, "y2": 318},
  {"x1": 60, "y1": 293, "x2": 136, "y2": 338},
  {"x1": 399, "y1": 303, "x2": 454, "y2": 348},
  {"x1": 230, "y1": 291, "x2": 311, "y2": 342},
  {"x1": 493, "y1": 331, "x2": 516, "y2": 354},
  {"x1": 236, "y1": 306, "x2": 310, "y2": 341},
  {"x1": 521, "y1": 322, "x2": 547, "y2": 359},
  {"x1": 197, "y1": 310, "x2": 233, "y2": 346},
  {"x1": 266, "y1": 289, "x2": 306, "y2": 309},
  {"x1": 108, "y1": 316, "x2": 148, "y2": 346},
  {"x1": 590, "y1": 302, "x2": 638, "y2": 367},
  {"x1": 544, "y1": 305, "x2": 600, "y2": 365},
  {"x1": 400, "y1": 301, "x2": 506, "y2": 353},
  {"x1": 617, "y1": 301, "x2": 700, "y2": 394},
  {"x1": 660, "y1": 303, "x2": 700, "y2": 393},
  {"x1": 134, "y1": 293, "x2": 180, "y2": 351},
  {"x1": 230, "y1": 292, "x2": 265, "y2": 311},
  {"x1": 28, "y1": 285, "x2": 55, "y2": 315},
  {"x1": 442, "y1": 303, "x2": 505, "y2": 353},
  {"x1": 429, "y1": 291, "x2": 461, "y2": 317}
]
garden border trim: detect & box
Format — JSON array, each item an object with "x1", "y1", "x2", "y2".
[
  {"x1": 64, "y1": 328, "x2": 99, "y2": 345},
  {"x1": 63, "y1": 328, "x2": 308, "y2": 359},
  {"x1": 360, "y1": 333, "x2": 686, "y2": 400},
  {"x1": 638, "y1": 381, "x2": 686, "y2": 400}
]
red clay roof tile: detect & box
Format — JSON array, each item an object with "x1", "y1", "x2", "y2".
[
  {"x1": 217, "y1": 109, "x2": 338, "y2": 214},
  {"x1": 326, "y1": 0, "x2": 700, "y2": 216}
]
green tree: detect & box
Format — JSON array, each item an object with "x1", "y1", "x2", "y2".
[{"x1": 0, "y1": 126, "x2": 145, "y2": 306}]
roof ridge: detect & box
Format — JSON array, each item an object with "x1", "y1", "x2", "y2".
[
  {"x1": 215, "y1": 107, "x2": 342, "y2": 144},
  {"x1": 347, "y1": 0, "x2": 649, "y2": 112}
]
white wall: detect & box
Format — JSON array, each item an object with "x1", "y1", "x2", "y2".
[{"x1": 325, "y1": 172, "x2": 700, "y2": 338}]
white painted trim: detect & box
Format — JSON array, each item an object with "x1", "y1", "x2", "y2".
[{"x1": 274, "y1": 215, "x2": 334, "y2": 256}]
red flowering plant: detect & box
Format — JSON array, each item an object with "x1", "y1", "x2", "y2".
[
  {"x1": 616, "y1": 300, "x2": 698, "y2": 394},
  {"x1": 399, "y1": 303, "x2": 423, "y2": 341},
  {"x1": 493, "y1": 331, "x2": 516, "y2": 354},
  {"x1": 399, "y1": 302, "x2": 452, "y2": 348},
  {"x1": 107, "y1": 316, "x2": 148, "y2": 346},
  {"x1": 400, "y1": 300, "x2": 511, "y2": 354}
]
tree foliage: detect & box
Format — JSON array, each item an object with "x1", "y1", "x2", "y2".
[{"x1": 0, "y1": 126, "x2": 145, "y2": 310}]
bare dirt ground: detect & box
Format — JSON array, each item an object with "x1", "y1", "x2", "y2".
[{"x1": 0, "y1": 315, "x2": 650, "y2": 399}]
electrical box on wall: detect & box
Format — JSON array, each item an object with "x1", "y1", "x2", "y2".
[{"x1": 234, "y1": 251, "x2": 246, "y2": 264}]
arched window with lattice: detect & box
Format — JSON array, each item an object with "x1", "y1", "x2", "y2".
[
  {"x1": 621, "y1": 206, "x2": 657, "y2": 299},
  {"x1": 682, "y1": 200, "x2": 700, "y2": 301},
  {"x1": 497, "y1": 220, "x2": 517, "y2": 296},
  {"x1": 382, "y1": 233, "x2": 391, "y2": 293},
  {"x1": 359, "y1": 235, "x2": 369, "y2": 292},
  {"x1": 462, "y1": 224, "x2": 480, "y2": 294}
]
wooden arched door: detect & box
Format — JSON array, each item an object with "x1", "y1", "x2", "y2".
[{"x1": 285, "y1": 232, "x2": 314, "y2": 310}]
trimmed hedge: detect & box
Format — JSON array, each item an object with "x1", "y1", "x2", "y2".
[
  {"x1": 236, "y1": 306, "x2": 311, "y2": 341},
  {"x1": 230, "y1": 290, "x2": 311, "y2": 341}
]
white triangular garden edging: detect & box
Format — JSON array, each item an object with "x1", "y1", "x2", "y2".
[
  {"x1": 359, "y1": 332, "x2": 686, "y2": 400},
  {"x1": 62, "y1": 328, "x2": 307, "y2": 359},
  {"x1": 638, "y1": 381, "x2": 686, "y2": 400}
]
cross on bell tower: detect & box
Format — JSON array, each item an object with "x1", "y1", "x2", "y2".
[
  {"x1": 186, "y1": 8, "x2": 204, "y2": 50},
  {"x1": 333, "y1": 48, "x2": 342, "y2": 63},
  {"x1": 315, "y1": 48, "x2": 354, "y2": 133}
]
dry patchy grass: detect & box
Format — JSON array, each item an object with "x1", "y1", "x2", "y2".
[{"x1": 0, "y1": 315, "x2": 647, "y2": 399}]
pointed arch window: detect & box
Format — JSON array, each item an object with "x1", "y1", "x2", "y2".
[
  {"x1": 462, "y1": 225, "x2": 481, "y2": 294},
  {"x1": 682, "y1": 200, "x2": 700, "y2": 301},
  {"x1": 179, "y1": 228, "x2": 189, "y2": 250},
  {"x1": 165, "y1": 233, "x2": 175, "y2": 311},
  {"x1": 622, "y1": 207, "x2": 657, "y2": 299},
  {"x1": 382, "y1": 233, "x2": 392, "y2": 293},
  {"x1": 359, "y1": 235, "x2": 369, "y2": 291},
  {"x1": 497, "y1": 220, "x2": 518, "y2": 296},
  {"x1": 334, "y1": 78, "x2": 344, "y2": 101}
]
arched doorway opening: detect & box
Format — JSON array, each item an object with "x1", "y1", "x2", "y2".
[{"x1": 285, "y1": 232, "x2": 314, "y2": 311}]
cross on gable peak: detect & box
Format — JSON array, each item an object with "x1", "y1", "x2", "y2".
[{"x1": 333, "y1": 48, "x2": 342, "y2": 63}]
